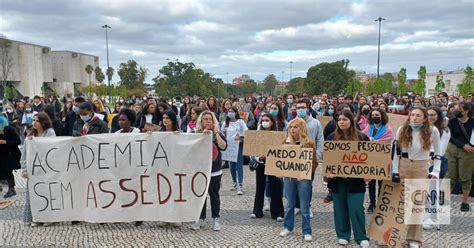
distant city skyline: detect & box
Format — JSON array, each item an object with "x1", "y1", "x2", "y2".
[{"x1": 1, "y1": 0, "x2": 472, "y2": 83}]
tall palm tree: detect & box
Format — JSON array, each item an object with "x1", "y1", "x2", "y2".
[{"x1": 85, "y1": 64, "x2": 94, "y2": 99}]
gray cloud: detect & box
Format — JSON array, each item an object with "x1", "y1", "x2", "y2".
[{"x1": 0, "y1": 0, "x2": 473, "y2": 83}]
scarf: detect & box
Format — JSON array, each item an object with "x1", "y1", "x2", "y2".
[
  {"x1": 369, "y1": 124, "x2": 387, "y2": 140},
  {"x1": 188, "y1": 120, "x2": 196, "y2": 130},
  {"x1": 81, "y1": 115, "x2": 99, "y2": 136}
]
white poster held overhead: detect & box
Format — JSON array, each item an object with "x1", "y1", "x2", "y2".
[
  {"x1": 26, "y1": 132, "x2": 212, "y2": 223},
  {"x1": 221, "y1": 137, "x2": 239, "y2": 163}
]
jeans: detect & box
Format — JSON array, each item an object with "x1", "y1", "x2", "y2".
[
  {"x1": 295, "y1": 170, "x2": 315, "y2": 208},
  {"x1": 200, "y1": 175, "x2": 221, "y2": 219},
  {"x1": 230, "y1": 143, "x2": 244, "y2": 185},
  {"x1": 283, "y1": 178, "x2": 312, "y2": 235}
]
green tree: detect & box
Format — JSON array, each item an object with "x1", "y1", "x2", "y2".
[
  {"x1": 305, "y1": 59, "x2": 355, "y2": 96},
  {"x1": 381, "y1": 72, "x2": 394, "y2": 93},
  {"x1": 262, "y1": 74, "x2": 279, "y2": 95},
  {"x1": 413, "y1": 65, "x2": 427, "y2": 96},
  {"x1": 117, "y1": 60, "x2": 147, "y2": 90},
  {"x1": 106, "y1": 67, "x2": 114, "y2": 83},
  {"x1": 397, "y1": 68, "x2": 408, "y2": 95},
  {"x1": 85, "y1": 64, "x2": 94, "y2": 99},
  {"x1": 0, "y1": 39, "x2": 14, "y2": 99},
  {"x1": 287, "y1": 77, "x2": 306, "y2": 94},
  {"x1": 94, "y1": 66, "x2": 105, "y2": 84},
  {"x1": 435, "y1": 70, "x2": 445, "y2": 94},
  {"x1": 458, "y1": 65, "x2": 473, "y2": 97},
  {"x1": 346, "y1": 80, "x2": 362, "y2": 96}
]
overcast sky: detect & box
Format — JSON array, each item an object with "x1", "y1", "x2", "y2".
[{"x1": 1, "y1": 0, "x2": 473, "y2": 83}]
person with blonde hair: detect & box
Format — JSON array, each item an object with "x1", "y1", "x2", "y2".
[
  {"x1": 279, "y1": 117, "x2": 317, "y2": 242},
  {"x1": 392, "y1": 106, "x2": 441, "y2": 248},
  {"x1": 190, "y1": 110, "x2": 227, "y2": 231}
]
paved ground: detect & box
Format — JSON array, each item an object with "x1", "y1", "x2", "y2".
[{"x1": 1, "y1": 165, "x2": 473, "y2": 247}]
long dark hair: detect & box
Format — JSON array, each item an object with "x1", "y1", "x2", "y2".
[
  {"x1": 32, "y1": 112, "x2": 52, "y2": 137},
  {"x1": 258, "y1": 112, "x2": 277, "y2": 131},
  {"x1": 225, "y1": 106, "x2": 241, "y2": 127},
  {"x1": 428, "y1": 105, "x2": 445, "y2": 136},
  {"x1": 270, "y1": 101, "x2": 286, "y2": 131},
  {"x1": 163, "y1": 109, "x2": 179, "y2": 131}
]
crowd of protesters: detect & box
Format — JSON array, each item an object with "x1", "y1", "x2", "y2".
[{"x1": 0, "y1": 90, "x2": 473, "y2": 247}]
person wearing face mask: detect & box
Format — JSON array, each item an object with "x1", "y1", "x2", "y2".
[
  {"x1": 0, "y1": 115, "x2": 21, "y2": 198},
  {"x1": 21, "y1": 103, "x2": 38, "y2": 136},
  {"x1": 391, "y1": 106, "x2": 441, "y2": 248},
  {"x1": 362, "y1": 109, "x2": 394, "y2": 213},
  {"x1": 283, "y1": 94, "x2": 295, "y2": 120},
  {"x1": 293, "y1": 100, "x2": 324, "y2": 218},
  {"x1": 446, "y1": 102, "x2": 474, "y2": 212},
  {"x1": 219, "y1": 99, "x2": 233, "y2": 124},
  {"x1": 63, "y1": 97, "x2": 85, "y2": 136},
  {"x1": 356, "y1": 104, "x2": 371, "y2": 131},
  {"x1": 249, "y1": 113, "x2": 284, "y2": 221},
  {"x1": 72, "y1": 102, "x2": 109, "y2": 136},
  {"x1": 221, "y1": 107, "x2": 248, "y2": 195},
  {"x1": 5, "y1": 104, "x2": 20, "y2": 135},
  {"x1": 268, "y1": 102, "x2": 288, "y2": 131}
]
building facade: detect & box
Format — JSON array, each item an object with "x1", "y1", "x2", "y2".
[
  {"x1": 425, "y1": 70, "x2": 466, "y2": 97},
  {"x1": 0, "y1": 38, "x2": 99, "y2": 98}
]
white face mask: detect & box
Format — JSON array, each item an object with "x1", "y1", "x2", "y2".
[
  {"x1": 7, "y1": 109, "x2": 13, "y2": 113},
  {"x1": 261, "y1": 121, "x2": 271, "y2": 129}
]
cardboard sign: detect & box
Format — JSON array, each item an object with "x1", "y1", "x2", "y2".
[
  {"x1": 265, "y1": 145, "x2": 313, "y2": 180},
  {"x1": 323, "y1": 141, "x2": 392, "y2": 180},
  {"x1": 243, "y1": 130, "x2": 287, "y2": 156},
  {"x1": 239, "y1": 111, "x2": 249, "y2": 122},
  {"x1": 387, "y1": 113, "x2": 407, "y2": 133},
  {"x1": 0, "y1": 199, "x2": 16, "y2": 209},
  {"x1": 26, "y1": 133, "x2": 212, "y2": 223},
  {"x1": 368, "y1": 181, "x2": 407, "y2": 248},
  {"x1": 222, "y1": 138, "x2": 239, "y2": 162},
  {"x1": 316, "y1": 115, "x2": 333, "y2": 129}
]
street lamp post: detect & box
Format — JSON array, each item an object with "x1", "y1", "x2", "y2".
[
  {"x1": 375, "y1": 17, "x2": 385, "y2": 91},
  {"x1": 101, "y1": 24, "x2": 111, "y2": 103},
  {"x1": 289, "y1": 61, "x2": 293, "y2": 81}
]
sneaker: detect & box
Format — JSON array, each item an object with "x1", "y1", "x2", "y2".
[
  {"x1": 367, "y1": 204, "x2": 375, "y2": 214},
  {"x1": 360, "y1": 240, "x2": 370, "y2": 247},
  {"x1": 190, "y1": 219, "x2": 205, "y2": 230},
  {"x1": 276, "y1": 217, "x2": 284, "y2": 222},
  {"x1": 237, "y1": 186, "x2": 243, "y2": 195},
  {"x1": 30, "y1": 223, "x2": 39, "y2": 227},
  {"x1": 408, "y1": 241, "x2": 420, "y2": 248},
  {"x1": 157, "y1": 221, "x2": 167, "y2": 227},
  {"x1": 212, "y1": 218, "x2": 221, "y2": 231},
  {"x1": 294, "y1": 208, "x2": 301, "y2": 215},
  {"x1": 279, "y1": 228, "x2": 291, "y2": 237},
  {"x1": 250, "y1": 213, "x2": 257, "y2": 219},
  {"x1": 3, "y1": 189, "x2": 16, "y2": 198},
  {"x1": 42, "y1": 222, "x2": 53, "y2": 227},
  {"x1": 263, "y1": 197, "x2": 270, "y2": 211},
  {"x1": 309, "y1": 209, "x2": 313, "y2": 219},
  {"x1": 71, "y1": 221, "x2": 80, "y2": 225},
  {"x1": 338, "y1": 239, "x2": 349, "y2": 245},
  {"x1": 230, "y1": 182, "x2": 237, "y2": 191},
  {"x1": 304, "y1": 234, "x2": 312, "y2": 242},
  {"x1": 461, "y1": 202, "x2": 470, "y2": 212}
]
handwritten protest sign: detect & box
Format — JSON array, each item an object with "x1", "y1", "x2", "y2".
[
  {"x1": 387, "y1": 113, "x2": 407, "y2": 133},
  {"x1": 243, "y1": 130, "x2": 287, "y2": 156},
  {"x1": 368, "y1": 181, "x2": 407, "y2": 248},
  {"x1": 26, "y1": 133, "x2": 212, "y2": 223},
  {"x1": 316, "y1": 115, "x2": 333, "y2": 129},
  {"x1": 222, "y1": 138, "x2": 239, "y2": 162},
  {"x1": 323, "y1": 141, "x2": 392, "y2": 180},
  {"x1": 265, "y1": 145, "x2": 313, "y2": 180}
]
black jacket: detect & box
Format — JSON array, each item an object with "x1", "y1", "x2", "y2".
[
  {"x1": 63, "y1": 111, "x2": 78, "y2": 136},
  {"x1": 326, "y1": 132, "x2": 369, "y2": 194},
  {"x1": 0, "y1": 126, "x2": 21, "y2": 172}
]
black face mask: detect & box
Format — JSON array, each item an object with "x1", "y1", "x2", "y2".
[
  {"x1": 371, "y1": 117, "x2": 381, "y2": 124},
  {"x1": 362, "y1": 109, "x2": 370, "y2": 115},
  {"x1": 453, "y1": 110, "x2": 463, "y2": 118}
]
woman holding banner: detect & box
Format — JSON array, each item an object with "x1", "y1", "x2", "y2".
[
  {"x1": 326, "y1": 110, "x2": 370, "y2": 247},
  {"x1": 279, "y1": 117, "x2": 317, "y2": 242},
  {"x1": 221, "y1": 106, "x2": 248, "y2": 195},
  {"x1": 191, "y1": 110, "x2": 227, "y2": 231},
  {"x1": 20, "y1": 112, "x2": 56, "y2": 227},
  {"x1": 250, "y1": 113, "x2": 284, "y2": 221},
  {"x1": 362, "y1": 109, "x2": 394, "y2": 213},
  {"x1": 392, "y1": 106, "x2": 441, "y2": 248}
]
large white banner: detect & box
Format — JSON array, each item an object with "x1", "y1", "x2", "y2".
[{"x1": 26, "y1": 132, "x2": 212, "y2": 223}]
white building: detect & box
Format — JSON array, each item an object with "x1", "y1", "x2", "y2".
[
  {"x1": 51, "y1": 51, "x2": 100, "y2": 97},
  {"x1": 425, "y1": 70, "x2": 466, "y2": 97},
  {"x1": 0, "y1": 38, "x2": 99, "y2": 98}
]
